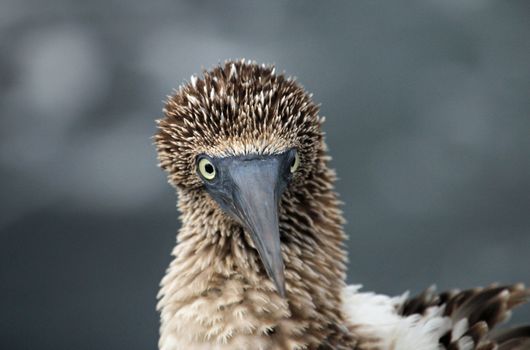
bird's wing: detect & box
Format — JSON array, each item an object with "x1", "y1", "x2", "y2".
[{"x1": 342, "y1": 284, "x2": 530, "y2": 350}]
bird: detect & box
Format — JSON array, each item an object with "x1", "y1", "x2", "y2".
[{"x1": 154, "y1": 59, "x2": 530, "y2": 350}]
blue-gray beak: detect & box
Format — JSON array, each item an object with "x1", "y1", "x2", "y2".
[{"x1": 199, "y1": 151, "x2": 294, "y2": 298}]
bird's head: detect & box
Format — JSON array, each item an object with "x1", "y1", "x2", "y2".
[{"x1": 155, "y1": 60, "x2": 326, "y2": 297}]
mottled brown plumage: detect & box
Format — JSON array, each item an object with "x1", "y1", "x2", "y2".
[{"x1": 155, "y1": 59, "x2": 529, "y2": 350}]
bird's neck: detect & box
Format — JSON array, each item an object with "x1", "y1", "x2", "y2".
[{"x1": 158, "y1": 170, "x2": 356, "y2": 350}]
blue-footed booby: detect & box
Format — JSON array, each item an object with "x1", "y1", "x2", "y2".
[{"x1": 155, "y1": 60, "x2": 530, "y2": 350}]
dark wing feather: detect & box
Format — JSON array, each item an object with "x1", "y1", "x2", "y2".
[{"x1": 401, "y1": 284, "x2": 530, "y2": 350}]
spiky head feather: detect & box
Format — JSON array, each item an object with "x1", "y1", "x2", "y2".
[{"x1": 156, "y1": 59, "x2": 324, "y2": 189}]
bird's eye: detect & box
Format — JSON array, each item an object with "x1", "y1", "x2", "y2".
[
  {"x1": 198, "y1": 158, "x2": 216, "y2": 180},
  {"x1": 290, "y1": 152, "x2": 300, "y2": 173}
]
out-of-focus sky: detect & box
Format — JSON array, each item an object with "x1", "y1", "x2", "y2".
[{"x1": 1, "y1": 1, "x2": 529, "y2": 349}]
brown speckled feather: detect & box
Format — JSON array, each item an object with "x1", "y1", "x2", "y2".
[{"x1": 156, "y1": 60, "x2": 357, "y2": 350}]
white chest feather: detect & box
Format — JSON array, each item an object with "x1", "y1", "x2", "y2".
[{"x1": 342, "y1": 285, "x2": 458, "y2": 350}]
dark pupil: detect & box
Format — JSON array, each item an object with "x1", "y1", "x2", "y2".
[
  {"x1": 291, "y1": 157, "x2": 296, "y2": 167},
  {"x1": 204, "y1": 163, "x2": 214, "y2": 174}
]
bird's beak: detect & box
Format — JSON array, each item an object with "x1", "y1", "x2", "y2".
[{"x1": 210, "y1": 155, "x2": 289, "y2": 297}]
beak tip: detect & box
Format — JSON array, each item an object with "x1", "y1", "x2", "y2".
[{"x1": 272, "y1": 274, "x2": 287, "y2": 298}]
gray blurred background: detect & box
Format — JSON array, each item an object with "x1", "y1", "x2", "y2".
[{"x1": 1, "y1": 0, "x2": 529, "y2": 349}]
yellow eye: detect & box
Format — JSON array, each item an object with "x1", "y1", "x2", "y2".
[
  {"x1": 290, "y1": 152, "x2": 300, "y2": 173},
  {"x1": 198, "y1": 158, "x2": 216, "y2": 180}
]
